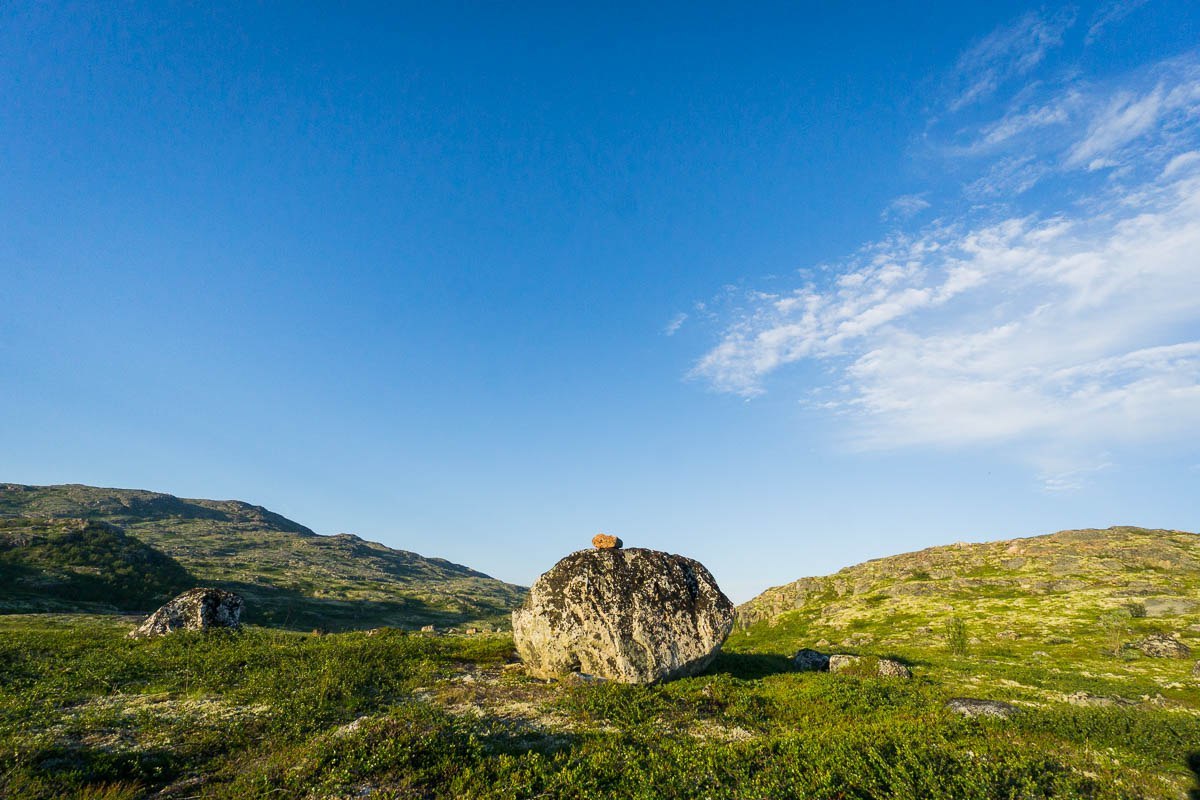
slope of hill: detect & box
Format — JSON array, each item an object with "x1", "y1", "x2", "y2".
[
  {"x1": 0, "y1": 483, "x2": 526, "y2": 630},
  {"x1": 0, "y1": 517, "x2": 192, "y2": 612},
  {"x1": 730, "y1": 526, "x2": 1199, "y2": 710}
]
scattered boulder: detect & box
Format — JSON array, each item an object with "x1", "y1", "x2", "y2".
[
  {"x1": 875, "y1": 658, "x2": 913, "y2": 679},
  {"x1": 591, "y1": 533, "x2": 623, "y2": 549},
  {"x1": 129, "y1": 588, "x2": 243, "y2": 638},
  {"x1": 945, "y1": 698, "x2": 1020, "y2": 719},
  {"x1": 793, "y1": 648, "x2": 830, "y2": 672},
  {"x1": 512, "y1": 547, "x2": 734, "y2": 684},
  {"x1": 827, "y1": 654, "x2": 912, "y2": 678},
  {"x1": 1135, "y1": 634, "x2": 1192, "y2": 659},
  {"x1": 420, "y1": 625, "x2": 436, "y2": 633},
  {"x1": 828, "y1": 654, "x2": 861, "y2": 673}
]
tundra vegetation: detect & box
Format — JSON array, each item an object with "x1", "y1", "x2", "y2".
[{"x1": 1, "y1": 486, "x2": 1198, "y2": 798}]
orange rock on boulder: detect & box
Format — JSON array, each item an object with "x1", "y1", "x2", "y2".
[{"x1": 592, "y1": 533, "x2": 623, "y2": 549}]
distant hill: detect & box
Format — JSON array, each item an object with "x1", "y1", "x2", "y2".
[
  {"x1": 0, "y1": 483, "x2": 527, "y2": 630},
  {"x1": 736, "y1": 526, "x2": 1199, "y2": 663},
  {"x1": 0, "y1": 517, "x2": 192, "y2": 612}
]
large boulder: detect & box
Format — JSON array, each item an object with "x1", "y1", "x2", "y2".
[
  {"x1": 512, "y1": 547, "x2": 734, "y2": 683},
  {"x1": 129, "y1": 587, "x2": 244, "y2": 638}
]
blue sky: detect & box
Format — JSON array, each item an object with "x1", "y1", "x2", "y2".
[{"x1": 3, "y1": 2, "x2": 1198, "y2": 602}]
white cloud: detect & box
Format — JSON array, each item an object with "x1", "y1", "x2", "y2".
[
  {"x1": 664, "y1": 313, "x2": 688, "y2": 336},
  {"x1": 949, "y1": 10, "x2": 1074, "y2": 111},
  {"x1": 1067, "y1": 86, "x2": 1167, "y2": 167},
  {"x1": 882, "y1": 193, "x2": 931, "y2": 222},
  {"x1": 692, "y1": 169, "x2": 1200, "y2": 482}
]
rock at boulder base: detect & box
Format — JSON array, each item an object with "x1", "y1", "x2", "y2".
[
  {"x1": 129, "y1": 588, "x2": 243, "y2": 638},
  {"x1": 1136, "y1": 634, "x2": 1192, "y2": 659},
  {"x1": 591, "y1": 533, "x2": 622, "y2": 549},
  {"x1": 946, "y1": 698, "x2": 1019, "y2": 719},
  {"x1": 512, "y1": 547, "x2": 734, "y2": 684}
]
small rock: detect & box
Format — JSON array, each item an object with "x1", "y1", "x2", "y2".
[
  {"x1": 828, "y1": 654, "x2": 911, "y2": 678},
  {"x1": 465, "y1": 627, "x2": 479, "y2": 635},
  {"x1": 591, "y1": 533, "x2": 623, "y2": 549},
  {"x1": 793, "y1": 648, "x2": 830, "y2": 672},
  {"x1": 564, "y1": 672, "x2": 608, "y2": 685},
  {"x1": 129, "y1": 588, "x2": 243, "y2": 638},
  {"x1": 420, "y1": 624, "x2": 436, "y2": 633},
  {"x1": 875, "y1": 658, "x2": 912, "y2": 679},
  {"x1": 946, "y1": 698, "x2": 1020, "y2": 719},
  {"x1": 1135, "y1": 634, "x2": 1191, "y2": 658},
  {"x1": 1065, "y1": 691, "x2": 1136, "y2": 707},
  {"x1": 828, "y1": 654, "x2": 861, "y2": 673},
  {"x1": 1192, "y1": 660, "x2": 1200, "y2": 678}
]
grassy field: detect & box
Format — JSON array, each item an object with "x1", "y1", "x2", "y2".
[{"x1": 3, "y1": 614, "x2": 1199, "y2": 799}]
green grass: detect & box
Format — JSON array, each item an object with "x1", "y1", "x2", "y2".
[{"x1": 3, "y1": 615, "x2": 1199, "y2": 799}]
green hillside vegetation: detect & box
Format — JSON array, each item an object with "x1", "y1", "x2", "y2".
[
  {"x1": 0, "y1": 518, "x2": 192, "y2": 612},
  {"x1": 2, "y1": 615, "x2": 1198, "y2": 799},
  {"x1": 0, "y1": 484, "x2": 526, "y2": 630},
  {"x1": 732, "y1": 526, "x2": 1199, "y2": 713}
]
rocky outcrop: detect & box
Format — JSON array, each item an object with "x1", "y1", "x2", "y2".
[
  {"x1": 129, "y1": 587, "x2": 243, "y2": 638},
  {"x1": 512, "y1": 547, "x2": 734, "y2": 684},
  {"x1": 945, "y1": 698, "x2": 1019, "y2": 719},
  {"x1": 592, "y1": 533, "x2": 622, "y2": 549},
  {"x1": 1135, "y1": 634, "x2": 1191, "y2": 658}
]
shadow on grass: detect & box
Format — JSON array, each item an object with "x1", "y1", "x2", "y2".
[
  {"x1": 217, "y1": 581, "x2": 510, "y2": 633},
  {"x1": 1187, "y1": 751, "x2": 1200, "y2": 800},
  {"x1": 704, "y1": 651, "x2": 795, "y2": 680}
]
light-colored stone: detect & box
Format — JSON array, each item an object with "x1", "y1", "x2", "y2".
[
  {"x1": 512, "y1": 547, "x2": 734, "y2": 684},
  {"x1": 827, "y1": 653, "x2": 911, "y2": 678},
  {"x1": 591, "y1": 533, "x2": 623, "y2": 549},
  {"x1": 946, "y1": 698, "x2": 1019, "y2": 719},
  {"x1": 828, "y1": 654, "x2": 862, "y2": 673},
  {"x1": 129, "y1": 588, "x2": 243, "y2": 638},
  {"x1": 875, "y1": 658, "x2": 912, "y2": 679}
]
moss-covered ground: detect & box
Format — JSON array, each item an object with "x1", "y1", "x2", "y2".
[{"x1": 3, "y1": 614, "x2": 1199, "y2": 799}]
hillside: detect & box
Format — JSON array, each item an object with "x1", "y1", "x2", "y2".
[
  {"x1": 0, "y1": 518, "x2": 192, "y2": 612},
  {"x1": 731, "y1": 526, "x2": 1199, "y2": 712},
  {"x1": 0, "y1": 483, "x2": 526, "y2": 630}
]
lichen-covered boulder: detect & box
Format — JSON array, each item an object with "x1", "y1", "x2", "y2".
[
  {"x1": 1135, "y1": 634, "x2": 1191, "y2": 658},
  {"x1": 945, "y1": 698, "x2": 1019, "y2": 719},
  {"x1": 793, "y1": 648, "x2": 831, "y2": 672},
  {"x1": 512, "y1": 547, "x2": 734, "y2": 683},
  {"x1": 129, "y1": 587, "x2": 243, "y2": 638},
  {"x1": 828, "y1": 654, "x2": 912, "y2": 678}
]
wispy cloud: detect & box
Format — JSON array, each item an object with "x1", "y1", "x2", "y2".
[
  {"x1": 664, "y1": 313, "x2": 688, "y2": 336},
  {"x1": 949, "y1": 10, "x2": 1075, "y2": 111},
  {"x1": 691, "y1": 34, "x2": 1200, "y2": 488},
  {"x1": 1086, "y1": 0, "x2": 1151, "y2": 44},
  {"x1": 694, "y1": 167, "x2": 1200, "y2": 460},
  {"x1": 882, "y1": 193, "x2": 931, "y2": 222}
]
